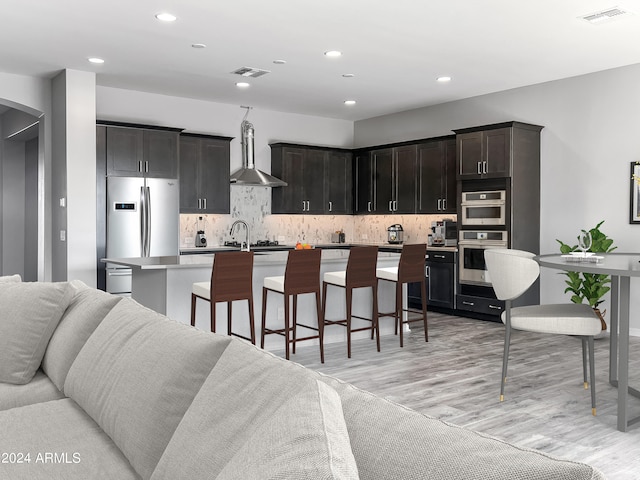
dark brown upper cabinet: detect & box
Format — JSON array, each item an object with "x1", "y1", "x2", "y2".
[
  {"x1": 179, "y1": 134, "x2": 231, "y2": 214},
  {"x1": 271, "y1": 143, "x2": 352, "y2": 215},
  {"x1": 416, "y1": 138, "x2": 456, "y2": 214},
  {"x1": 456, "y1": 127, "x2": 511, "y2": 179},
  {"x1": 105, "y1": 124, "x2": 180, "y2": 179}
]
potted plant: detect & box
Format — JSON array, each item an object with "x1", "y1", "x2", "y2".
[{"x1": 556, "y1": 220, "x2": 616, "y2": 330}]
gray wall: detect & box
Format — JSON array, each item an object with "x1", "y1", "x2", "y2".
[
  {"x1": 1, "y1": 139, "x2": 25, "y2": 277},
  {"x1": 355, "y1": 62, "x2": 640, "y2": 334}
]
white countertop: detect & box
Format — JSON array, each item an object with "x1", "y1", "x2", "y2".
[{"x1": 103, "y1": 249, "x2": 402, "y2": 270}]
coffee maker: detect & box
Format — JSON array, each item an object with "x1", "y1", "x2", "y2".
[{"x1": 430, "y1": 219, "x2": 457, "y2": 247}]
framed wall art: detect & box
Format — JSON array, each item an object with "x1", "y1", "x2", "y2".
[{"x1": 630, "y1": 161, "x2": 640, "y2": 224}]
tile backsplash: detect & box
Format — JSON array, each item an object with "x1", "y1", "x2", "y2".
[{"x1": 180, "y1": 186, "x2": 455, "y2": 248}]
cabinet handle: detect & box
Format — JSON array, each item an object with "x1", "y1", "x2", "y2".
[
  {"x1": 328, "y1": 201, "x2": 333, "y2": 212},
  {"x1": 145, "y1": 161, "x2": 149, "y2": 173},
  {"x1": 425, "y1": 265, "x2": 430, "y2": 278},
  {"x1": 138, "y1": 161, "x2": 143, "y2": 172},
  {"x1": 367, "y1": 201, "x2": 372, "y2": 212},
  {"x1": 442, "y1": 198, "x2": 446, "y2": 210},
  {"x1": 388, "y1": 200, "x2": 393, "y2": 212},
  {"x1": 203, "y1": 198, "x2": 207, "y2": 210},
  {"x1": 434, "y1": 254, "x2": 446, "y2": 259},
  {"x1": 477, "y1": 162, "x2": 482, "y2": 175},
  {"x1": 198, "y1": 198, "x2": 201, "y2": 209},
  {"x1": 488, "y1": 304, "x2": 502, "y2": 310},
  {"x1": 302, "y1": 201, "x2": 306, "y2": 212},
  {"x1": 483, "y1": 161, "x2": 487, "y2": 174},
  {"x1": 393, "y1": 200, "x2": 397, "y2": 211},
  {"x1": 462, "y1": 301, "x2": 475, "y2": 306},
  {"x1": 437, "y1": 199, "x2": 442, "y2": 211},
  {"x1": 306, "y1": 200, "x2": 310, "y2": 211}
]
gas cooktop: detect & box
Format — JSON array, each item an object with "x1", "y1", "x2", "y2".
[{"x1": 223, "y1": 240, "x2": 281, "y2": 248}]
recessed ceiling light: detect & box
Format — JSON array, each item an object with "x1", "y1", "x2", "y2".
[
  {"x1": 344, "y1": 100, "x2": 356, "y2": 105},
  {"x1": 273, "y1": 59, "x2": 287, "y2": 65},
  {"x1": 324, "y1": 50, "x2": 342, "y2": 58},
  {"x1": 191, "y1": 43, "x2": 206, "y2": 49},
  {"x1": 436, "y1": 76, "x2": 452, "y2": 82},
  {"x1": 155, "y1": 12, "x2": 177, "y2": 22},
  {"x1": 236, "y1": 82, "x2": 250, "y2": 88},
  {"x1": 342, "y1": 73, "x2": 355, "y2": 78},
  {"x1": 88, "y1": 57, "x2": 105, "y2": 64}
]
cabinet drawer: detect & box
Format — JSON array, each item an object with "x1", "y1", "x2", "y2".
[
  {"x1": 426, "y1": 250, "x2": 455, "y2": 263},
  {"x1": 456, "y1": 294, "x2": 504, "y2": 316}
]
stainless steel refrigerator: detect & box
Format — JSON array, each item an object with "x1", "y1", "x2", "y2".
[{"x1": 106, "y1": 177, "x2": 179, "y2": 294}]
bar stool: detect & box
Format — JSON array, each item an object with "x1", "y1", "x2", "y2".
[
  {"x1": 322, "y1": 246, "x2": 380, "y2": 358},
  {"x1": 376, "y1": 243, "x2": 428, "y2": 347},
  {"x1": 261, "y1": 249, "x2": 324, "y2": 362},
  {"x1": 191, "y1": 251, "x2": 256, "y2": 344}
]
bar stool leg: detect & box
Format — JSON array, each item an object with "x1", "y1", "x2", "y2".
[
  {"x1": 396, "y1": 281, "x2": 403, "y2": 348},
  {"x1": 421, "y1": 278, "x2": 428, "y2": 342},
  {"x1": 346, "y1": 287, "x2": 353, "y2": 358},
  {"x1": 260, "y1": 287, "x2": 268, "y2": 349},
  {"x1": 248, "y1": 298, "x2": 256, "y2": 345},
  {"x1": 316, "y1": 290, "x2": 324, "y2": 364},
  {"x1": 190, "y1": 294, "x2": 197, "y2": 327},
  {"x1": 284, "y1": 293, "x2": 291, "y2": 360},
  {"x1": 227, "y1": 301, "x2": 232, "y2": 338},
  {"x1": 292, "y1": 295, "x2": 298, "y2": 354},
  {"x1": 373, "y1": 283, "x2": 380, "y2": 352},
  {"x1": 210, "y1": 298, "x2": 216, "y2": 333}
]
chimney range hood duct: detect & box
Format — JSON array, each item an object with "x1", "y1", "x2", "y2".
[{"x1": 230, "y1": 120, "x2": 287, "y2": 187}]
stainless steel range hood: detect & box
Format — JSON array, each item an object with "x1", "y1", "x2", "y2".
[{"x1": 230, "y1": 120, "x2": 287, "y2": 187}]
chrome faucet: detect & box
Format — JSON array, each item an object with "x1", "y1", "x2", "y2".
[{"x1": 230, "y1": 220, "x2": 250, "y2": 251}]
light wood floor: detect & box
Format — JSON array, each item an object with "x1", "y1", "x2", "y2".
[{"x1": 275, "y1": 312, "x2": 640, "y2": 480}]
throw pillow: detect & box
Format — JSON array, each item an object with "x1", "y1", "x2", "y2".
[
  {"x1": 0, "y1": 282, "x2": 73, "y2": 385},
  {"x1": 216, "y1": 379, "x2": 359, "y2": 480}
]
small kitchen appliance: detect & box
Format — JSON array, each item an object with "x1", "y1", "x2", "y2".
[
  {"x1": 195, "y1": 216, "x2": 207, "y2": 247},
  {"x1": 431, "y1": 219, "x2": 458, "y2": 247},
  {"x1": 387, "y1": 224, "x2": 404, "y2": 244}
]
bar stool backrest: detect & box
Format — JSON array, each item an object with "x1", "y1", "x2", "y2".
[
  {"x1": 211, "y1": 251, "x2": 254, "y2": 302},
  {"x1": 284, "y1": 249, "x2": 322, "y2": 294},
  {"x1": 346, "y1": 246, "x2": 379, "y2": 288},
  {"x1": 397, "y1": 244, "x2": 427, "y2": 283}
]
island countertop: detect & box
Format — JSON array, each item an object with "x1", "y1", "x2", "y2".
[{"x1": 103, "y1": 248, "x2": 402, "y2": 270}]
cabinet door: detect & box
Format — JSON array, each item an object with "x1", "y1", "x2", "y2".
[
  {"x1": 457, "y1": 132, "x2": 483, "y2": 179},
  {"x1": 484, "y1": 127, "x2": 511, "y2": 177},
  {"x1": 278, "y1": 148, "x2": 305, "y2": 213},
  {"x1": 199, "y1": 138, "x2": 230, "y2": 214},
  {"x1": 442, "y1": 139, "x2": 457, "y2": 213},
  {"x1": 144, "y1": 130, "x2": 179, "y2": 178},
  {"x1": 394, "y1": 145, "x2": 417, "y2": 213},
  {"x1": 417, "y1": 142, "x2": 444, "y2": 213},
  {"x1": 325, "y1": 151, "x2": 352, "y2": 214},
  {"x1": 302, "y1": 149, "x2": 326, "y2": 214},
  {"x1": 355, "y1": 152, "x2": 375, "y2": 214},
  {"x1": 179, "y1": 137, "x2": 200, "y2": 213},
  {"x1": 372, "y1": 148, "x2": 394, "y2": 213},
  {"x1": 427, "y1": 261, "x2": 455, "y2": 309},
  {"x1": 106, "y1": 127, "x2": 144, "y2": 177}
]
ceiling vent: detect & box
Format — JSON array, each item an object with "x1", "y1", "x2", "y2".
[
  {"x1": 231, "y1": 66, "x2": 271, "y2": 78},
  {"x1": 580, "y1": 7, "x2": 631, "y2": 24}
]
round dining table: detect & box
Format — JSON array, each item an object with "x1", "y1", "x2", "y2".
[{"x1": 537, "y1": 253, "x2": 640, "y2": 432}]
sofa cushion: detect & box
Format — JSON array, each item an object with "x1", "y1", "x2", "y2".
[
  {"x1": 0, "y1": 281, "x2": 74, "y2": 385},
  {"x1": 0, "y1": 398, "x2": 139, "y2": 479},
  {"x1": 0, "y1": 274, "x2": 21, "y2": 283},
  {"x1": 0, "y1": 369, "x2": 64, "y2": 412},
  {"x1": 64, "y1": 299, "x2": 232, "y2": 480},
  {"x1": 216, "y1": 379, "x2": 359, "y2": 480},
  {"x1": 151, "y1": 340, "x2": 324, "y2": 480},
  {"x1": 319, "y1": 375, "x2": 605, "y2": 480},
  {"x1": 42, "y1": 284, "x2": 122, "y2": 392}
]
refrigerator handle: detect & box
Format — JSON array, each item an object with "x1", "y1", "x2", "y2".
[{"x1": 143, "y1": 186, "x2": 151, "y2": 256}]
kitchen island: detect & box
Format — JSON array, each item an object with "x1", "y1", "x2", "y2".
[{"x1": 103, "y1": 249, "x2": 405, "y2": 351}]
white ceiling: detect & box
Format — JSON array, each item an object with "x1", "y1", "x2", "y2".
[{"x1": 2, "y1": 0, "x2": 640, "y2": 121}]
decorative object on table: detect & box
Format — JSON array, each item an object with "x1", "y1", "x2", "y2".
[
  {"x1": 630, "y1": 161, "x2": 640, "y2": 224},
  {"x1": 387, "y1": 224, "x2": 403, "y2": 244},
  {"x1": 556, "y1": 220, "x2": 616, "y2": 330}
]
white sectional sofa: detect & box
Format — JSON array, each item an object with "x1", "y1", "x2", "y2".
[{"x1": 0, "y1": 276, "x2": 606, "y2": 479}]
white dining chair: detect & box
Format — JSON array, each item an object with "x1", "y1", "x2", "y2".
[{"x1": 484, "y1": 248, "x2": 601, "y2": 416}]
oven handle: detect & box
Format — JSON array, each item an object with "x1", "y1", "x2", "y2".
[
  {"x1": 458, "y1": 241, "x2": 508, "y2": 247},
  {"x1": 460, "y1": 201, "x2": 505, "y2": 207}
]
